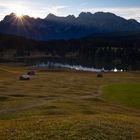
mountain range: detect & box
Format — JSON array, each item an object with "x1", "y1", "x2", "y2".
[{"x1": 0, "y1": 12, "x2": 140, "y2": 41}]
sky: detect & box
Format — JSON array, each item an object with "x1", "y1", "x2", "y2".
[{"x1": 0, "y1": 0, "x2": 140, "y2": 21}]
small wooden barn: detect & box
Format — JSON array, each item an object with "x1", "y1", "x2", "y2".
[
  {"x1": 27, "y1": 71, "x2": 35, "y2": 75},
  {"x1": 97, "y1": 73, "x2": 103, "y2": 78}
]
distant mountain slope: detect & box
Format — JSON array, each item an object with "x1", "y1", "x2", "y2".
[{"x1": 0, "y1": 12, "x2": 140, "y2": 40}]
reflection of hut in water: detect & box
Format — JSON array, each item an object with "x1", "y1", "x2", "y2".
[
  {"x1": 19, "y1": 75, "x2": 30, "y2": 80},
  {"x1": 27, "y1": 71, "x2": 35, "y2": 75}
]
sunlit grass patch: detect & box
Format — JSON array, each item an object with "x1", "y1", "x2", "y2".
[{"x1": 0, "y1": 115, "x2": 140, "y2": 140}]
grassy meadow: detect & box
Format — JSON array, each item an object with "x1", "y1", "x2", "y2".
[{"x1": 0, "y1": 64, "x2": 140, "y2": 140}]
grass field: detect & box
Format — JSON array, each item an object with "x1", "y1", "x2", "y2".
[
  {"x1": 102, "y1": 84, "x2": 140, "y2": 110},
  {"x1": 0, "y1": 65, "x2": 140, "y2": 140}
]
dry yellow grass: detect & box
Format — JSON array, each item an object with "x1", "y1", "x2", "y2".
[{"x1": 0, "y1": 64, "x2": 140, "y2": 139}]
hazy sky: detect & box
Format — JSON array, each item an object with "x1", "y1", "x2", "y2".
[{"x1": 0, "y1": 0, "x2": 140, "y2": 21}]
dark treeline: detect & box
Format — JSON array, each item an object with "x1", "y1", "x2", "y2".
[{"x1": 0, "y1": 33, "x2": 140, "y2": 70}]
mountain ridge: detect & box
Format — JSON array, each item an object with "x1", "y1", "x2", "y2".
[{"x1": 0, "y1": 12, "x2": 140, "y2": 40}]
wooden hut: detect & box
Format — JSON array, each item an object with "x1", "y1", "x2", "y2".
[
  {"x1": 97, "y1": 73, "x2": 103, "y2": 78},
  {"x1": 27, "y1": 71, "x2": 35, "y2": 75}
]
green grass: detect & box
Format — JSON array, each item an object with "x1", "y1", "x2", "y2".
[
  {"x1": 0, "y1": 65, "x2": 140, "y2": 139},
  {"x1": 102, "y1": 84, "x2": 140, "y2": 109}
]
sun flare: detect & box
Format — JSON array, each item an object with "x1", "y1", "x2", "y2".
[
  {"x1": 16, "y1": 12, "x2": 23, "y2": 18},
  {"x1": 11, "y1": 5, "x2": 24, "y2": 18}
]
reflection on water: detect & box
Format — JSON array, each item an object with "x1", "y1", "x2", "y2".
[{"x1": 34, "y1": 62, "x2": 123, "y2": 72}]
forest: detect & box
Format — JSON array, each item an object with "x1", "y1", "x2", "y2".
[{"x1": 0, "y1": 32, "x2": 140, "y2": 70}]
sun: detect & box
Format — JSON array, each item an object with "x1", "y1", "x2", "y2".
[
  {"x1": 16, "y1": 12, "x2": 23, "y2": 18},
  {"x1": 11, "y1": 5, "x2": 24, "y2": 18}
]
